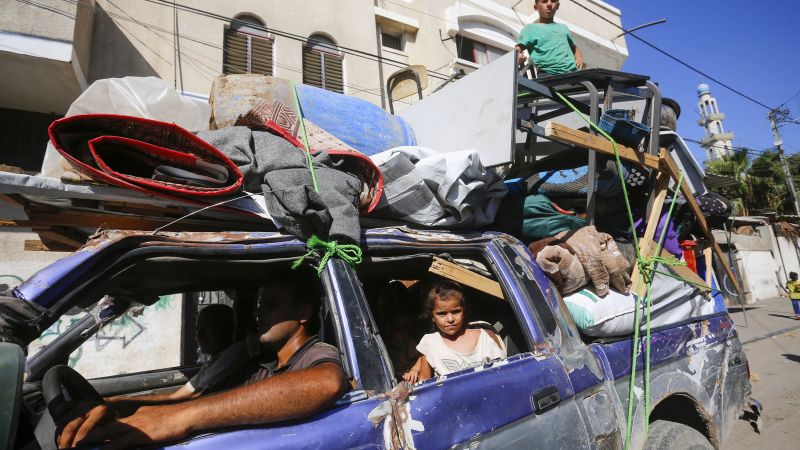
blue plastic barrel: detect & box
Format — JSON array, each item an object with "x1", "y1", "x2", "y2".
[{"x1": 296, "y1": 84, "x2": 416, "y2": 156}]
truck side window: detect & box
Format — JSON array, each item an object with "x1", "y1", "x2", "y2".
[
  {"x1": 358, "y1": 253, "x2": 530, "y2": 382},
  {"x1": 499, "y1": 243, "x2": 559, "y2": 339}
]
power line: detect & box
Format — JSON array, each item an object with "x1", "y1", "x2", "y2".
[
  {"x1": 778, "y1": 89, "x2": 800, "y2": 109},
  {"x1": 43, "y1": 0, "x2": 388, "y2": 98},
  {"x1": 140, "y1": 0, "x2": 452, "y2": 82},
  {"x1": 571, "y1": 0, "x2": 776, "y2": 111},
  {"x1": 682, "y1": 137, "x2": 784, "y2": 157}
]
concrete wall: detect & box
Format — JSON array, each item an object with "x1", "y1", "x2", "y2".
[
  {"x1": 775, "y1": 236, "x2": 800, "y2": 285},
  {"x1": 0, "y1": 0, "x2": 81, "y2": 41},
  {"x1": 27, "y1": 295, "x2": 183, "y2": 379},
  {"x1": 0, "y1": 230, "x2": 69, "y2": 288},
  {"x1": 736, "y1": 250, "x2": 782, "y2": 303},
  {"x1": 88, "y1": 0, "x2": 382, "y2": 104},
  {"x1": 56, "y1": 0, "x2": 626, "y2": 110},
  {"x1": 715, "y1": 221, "x2": 794, "y2": 304}
]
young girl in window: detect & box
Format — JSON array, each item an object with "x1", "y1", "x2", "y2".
[{"x1": 403, "y1": 278, "x2": 506, "y2": 382}]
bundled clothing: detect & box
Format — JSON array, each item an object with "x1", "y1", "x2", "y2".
[
  {"x1": 529, "y1": 237, "x2": 587, "y2": 294},
  {"x1": 369, "y1": 147, "x2": 507, "y2": 228},
  {"x1": 493, "y1": 194, "x2": 586, "y2": 243},
  {"x1": 197, "y1": 126, "x2": 365, "y2": 244},
  {"x1": 555, "y1": 226, "x2": 632, "y2": 297}
]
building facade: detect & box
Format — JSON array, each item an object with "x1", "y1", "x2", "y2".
[{"x1": 0, "y1": 0, "x2": 628, "y2": 171}]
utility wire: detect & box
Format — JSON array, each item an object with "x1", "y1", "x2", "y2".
[
  {"x1": 140, "y1": 0, "x2": 452, "y2": 82},
  {"x1": 49, "y1": 0, "x2": 386, "y2": 98},
  {"x1": 571, "y1": 0, "x2": 776, "y2": 111}
]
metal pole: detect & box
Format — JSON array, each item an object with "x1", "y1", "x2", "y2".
[{"x1": 770, "y1": 110, "x2": 800, "y2": 216}]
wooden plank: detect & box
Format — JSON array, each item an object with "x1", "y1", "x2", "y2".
[
  {"x1": 12, "y1": 210, "x2": 268, "y2": 233},
  {"x1": 0, "y1": 193, "x2": 25, "y2": 207},
  {"x1": 659, "y1": 150, "x2": 740, "y2": 293},
  {"x1": 631, "y1": 170, "x2": 671, "y2": 295},
  {"x1": 24, "y1": 240, "x2": 74, "y2": 252},
  {"x1": 544, "y1": 122, "x2": 661, "y2": 170},
  {"x1": 429, "y1": 257, "x2": 504, "y2": 300},
  {"x1": 35, "y1": 228, "x2": 86, "y2": 250}
]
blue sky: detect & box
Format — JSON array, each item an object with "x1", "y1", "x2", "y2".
[{"x1": 610, "y1": 0, "x2": 800, "y2": 163}]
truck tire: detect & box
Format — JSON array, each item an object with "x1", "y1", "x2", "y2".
[{"x1": 644, "y1": 420, "x2": 713, "y2": 450}]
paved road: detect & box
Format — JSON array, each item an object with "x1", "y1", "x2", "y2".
[{"x1": 725, "y1": 297, "x2": 800, "y2": 449}]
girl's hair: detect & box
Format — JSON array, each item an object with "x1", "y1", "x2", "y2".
[
  {"x1": 421, "y1": 278, "x2": 467, "y2": 323},
  {"x1": 791, "y1": 271, "x2": 798, "y2": 280}
]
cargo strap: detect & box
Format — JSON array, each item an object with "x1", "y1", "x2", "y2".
[{"x1": 555, "y1": 92, "x2": 690, "y2": 448}]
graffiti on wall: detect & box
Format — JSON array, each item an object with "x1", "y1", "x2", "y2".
[{"x1": 29, "y1": 295, "x2": 179, "y2": 372}]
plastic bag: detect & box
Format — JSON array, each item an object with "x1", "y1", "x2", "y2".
[{"x1": 40, "y1": 77, "x2": 210, "y2": 180}]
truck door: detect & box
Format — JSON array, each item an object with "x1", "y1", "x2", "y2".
[
  {"x1": 399, "y1": 243, "x2": 592, "y2": 449},
  {"x1": 494, "y1": 239, "x2": 622, "y2": 450}
]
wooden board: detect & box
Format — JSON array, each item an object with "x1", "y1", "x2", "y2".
[
  {"x1": 544, "y1": 122, "x2": 661, "y2": 170},
  {"x1": 428, "y1": 257, "x2": 504, "y2": 300},
  {"x1": 631, "y1": 170, "x2": 671, "y2": 295},
  {"x1": 659, "y1": 150, "x2": 740, "y2": 293}
]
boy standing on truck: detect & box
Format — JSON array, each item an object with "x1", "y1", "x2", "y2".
[
  {"x1": 515, "y1": 0, "x2": 584, "y2": 77},
  {"x1": 786, "y1": 271, "x2": 800, "y2": 319}
]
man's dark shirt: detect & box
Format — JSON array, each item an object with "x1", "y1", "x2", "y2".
[{"x1": 245, "y1": 336, "x2": 346, "y2": 386}]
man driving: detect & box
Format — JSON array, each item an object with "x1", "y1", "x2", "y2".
[{"x1": 56, "y1": 266, "x2": 349, "y2": 449}]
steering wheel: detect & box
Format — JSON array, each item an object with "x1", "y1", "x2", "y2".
[
  {"x1": 43, "y1": 365, "x2": 102, "y2": 413},
  {"x1": 35, "y1": 365, "x2": 103, "y2": 450}
]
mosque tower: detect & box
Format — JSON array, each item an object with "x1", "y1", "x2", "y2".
[{"x1": 697, "y1": 83, "x2": 735, "y2": 160}]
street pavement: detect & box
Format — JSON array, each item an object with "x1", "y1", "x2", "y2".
[{"x1": 725, "y1": 296, "x2": 800, "y2": 449}]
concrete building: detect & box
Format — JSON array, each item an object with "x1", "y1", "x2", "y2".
[
  {"x1": 697, "y1": 82, "x2": 735, "y2": 161},
  {"x1": 0, "y1": 0, "x2": 628, "y2": 373},
  {"x1": 0, "y1": 0, "x2": 628, "y2": 171}
]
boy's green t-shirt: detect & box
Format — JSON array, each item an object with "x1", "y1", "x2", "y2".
[{"x1": 518, "y1": 22, "x2": 577, "y2": 75}]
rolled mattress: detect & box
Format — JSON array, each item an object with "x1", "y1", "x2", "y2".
[{"x1": 563, "y1": 265, "x2": 718, "y2": 337}]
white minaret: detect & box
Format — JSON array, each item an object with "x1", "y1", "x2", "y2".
[{"x1": 697, "y1": 83, "x2": 735, "y2": 160}]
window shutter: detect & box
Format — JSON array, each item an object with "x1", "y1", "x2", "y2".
[
  {"x1": 323, "y1": 54, "x2": 344, "y2": 93},
  {"x1": 223, "y1": 29, "x2": 273, "y2": 75},
  {"x1": 303, "y1": 47, "x2": 343, "y2": 93},
  {"x1": 223, "y1": 30, "x2": 248, "y2": 74},
  {"x1": 303, "y1": 46, "x2": 323, "y2": 87},
  {"x1": 250, "y1": 35, "x2": 273, "y2": 75}
]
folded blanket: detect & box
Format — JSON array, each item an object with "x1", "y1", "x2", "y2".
[
  {"x1": 197, "y1": 126, "x2": 364, "y2": 244},
  {"x1": 48, "y1": 114, "x2": 243, "y2": 198},
  {"x1": 235, "y1": 100, "x2": 383, "y2": 212}
]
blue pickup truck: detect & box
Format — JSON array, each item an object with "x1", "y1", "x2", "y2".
[{"x1": 1, "y1": 227, "x2": 756, "y2": 449}]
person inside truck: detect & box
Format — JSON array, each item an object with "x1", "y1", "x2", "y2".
[
  {"x1": 375, "y1": 281, "x2": 422, "y2": 379},
  {"x1": 55, "y1": 266, "x2": 350, "y2": 449},
  {"x1": 104, "y1": 304, "x2": 247, "y2": 406},
  {"x1": 403, "y1": 278, "x2": 506, "y2": 382}
]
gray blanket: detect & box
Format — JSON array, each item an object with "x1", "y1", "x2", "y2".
[{"x1": 197, "y1": 127, "x2": 362, "y2": 244}]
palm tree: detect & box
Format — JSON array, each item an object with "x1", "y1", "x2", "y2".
[{"x1": 705, "y1": 149, "x2": 751, "y2": 215}]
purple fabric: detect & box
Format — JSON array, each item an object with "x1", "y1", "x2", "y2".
[{"x1": 635, "y1": 212, "x2": 682, "y2": 257}]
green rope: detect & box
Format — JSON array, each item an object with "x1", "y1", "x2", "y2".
[
  {"x1": 553, "y1": 92, "x2": 689, "y2": 448},
  {"x1": 643, "y1": 174, "x2": 683, "y2": 440},
  {"x1": 286, "y1": 83, "x2": 362, "y2": 275},
  {"x1": 291, "y1": 234, "x2": 363, "y2": 275},
  {"x1": 290, "y1": 81, "x2": 320, "y2": 193}
]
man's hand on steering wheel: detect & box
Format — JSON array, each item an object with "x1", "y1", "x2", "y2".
[{"x1": 55, "y1": 401, "x2": 118, "y2": 449}]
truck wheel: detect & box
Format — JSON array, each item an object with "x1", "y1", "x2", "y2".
[{"x1": 644, "y1": 420, "x2": 713, "y2": 450}]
